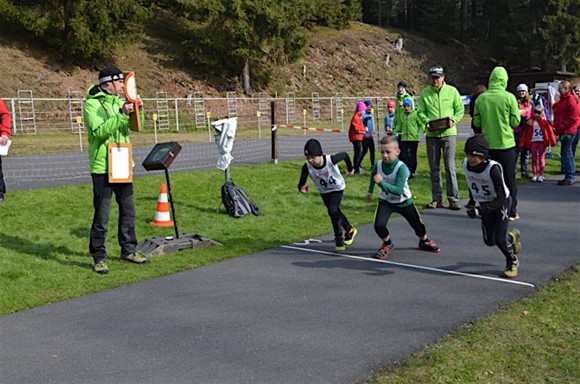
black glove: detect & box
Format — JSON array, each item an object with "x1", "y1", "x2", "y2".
[{"x1": 466, "y1": 205, "x2": 480, "y2": 219}]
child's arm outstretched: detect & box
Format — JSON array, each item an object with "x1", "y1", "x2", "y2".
[
  {"x1": 297, "y1": 163, "x2": 310, "y2": 193},
  {"x1": 330, "y1": 152, "x2": 355, "y2": 177}
]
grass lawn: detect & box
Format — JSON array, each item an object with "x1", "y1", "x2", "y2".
[{"x1": 1, "y1": 142, "x2": 578, "y2": 383}]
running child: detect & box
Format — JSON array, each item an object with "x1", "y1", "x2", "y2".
[
  {"x1": 463, "y1": 135, "x2": 522, "y2": 278},
  {"x1": 298, "y1": 139, "x2": 358, "y2": 252},
  {"x1": 367, "y1": 135, "x2": 440, "y2": 259},
  {"x1": 519, "y1": 104, "x2": 556, "y2": 182}
]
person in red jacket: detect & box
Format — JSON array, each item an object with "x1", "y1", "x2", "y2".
[
  {"x1": 519, "y1": 105, "x2": 556, "y2": 182},
  {"x1": 349, "y1": 101, "x2": 367, "y2": 174},
  {"x1": 553, "y1": 81, "x2": 580, "y2": 185},
  {"x1": 0, "y1": 98, "x2": 11, "y2": 205}
]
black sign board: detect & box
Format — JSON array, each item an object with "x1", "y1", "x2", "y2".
[{"x1": 142, "y1": 142, "x2": 182, "y2": 171}]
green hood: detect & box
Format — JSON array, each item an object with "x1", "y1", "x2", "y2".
[{"x1": 488, "y1": 67, "x2": 509, "y2": 90}]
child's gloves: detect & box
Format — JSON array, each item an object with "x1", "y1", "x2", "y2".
[{"x1": 466, "y1": 205, "x2": 480, "y2": 219}]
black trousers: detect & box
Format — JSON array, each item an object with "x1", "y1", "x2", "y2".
[
  {"x1": 360, "y1": 137, "x2": 376, "y2": 167},
  {"x1": 488, "y1": 147, "x2": 518, "y2": 217},
  {"x1": 374, "y1": 200, "x2": 426, "y2": 240},
  {"x1": 321, "y1": 190, "x2": 352, "y2": 239},
  {"x1": 480, "y1": 197, "x2": 515, "y2": 262},
  {"x1": 0, "y1": 156, "x2": 5, "y2": 195},
  {"x1": 400, "y1": 140, "x2": 419, "y2": 175},
  {"x1": 351, "y1": 140, "x2": 363, "y2": 172},
  {"x1": 90, "y1": 174, "x2": 138, "y2": 263}
]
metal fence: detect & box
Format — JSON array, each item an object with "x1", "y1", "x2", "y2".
[{"x1": 5, "y1": 93, "x2": 396, "y2": 135}]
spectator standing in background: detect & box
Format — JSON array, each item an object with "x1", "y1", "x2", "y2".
[
  {"x1": 473, "y1": 66, "x2": 521, "y2": 219},
  {"x1": 0, "y1": 98, "x2": 11, "y2": 206},
  {"x1": 394, "y1": 81, "x2": 413, "y2": 130},
  {"x1": 360, "y1": 100, "x2": 376, "y2": 168},
  {"x1": 469, "y1": 85, "x2": 487, "y2": 134},
  {"x1": 572, "y1": 84, "x2": 580, "y2": 173},
  {"x1": 417, "y1": 66, "x2": 464, "y2": 210},
  {"x1": 348, "y1": 101, "x2": 368, "y2": 174},
  {"x1": 552, "y1": 80, "x2": 580, "y2": 185},
  {"x1": 515, "y1": 83, "x2": 533, "y2": 178}
]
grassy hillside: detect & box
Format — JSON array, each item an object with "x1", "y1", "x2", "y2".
[{"x1": 0, "y1": 18, "x2": 495, "y2": 99}]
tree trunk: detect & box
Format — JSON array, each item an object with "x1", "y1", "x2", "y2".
[
  {"x1": 460, "y1": 0, "x2": 468, "y2": 40},
  {"x1": 242, "y1": 60, "x2": 252, "y2": 95}
]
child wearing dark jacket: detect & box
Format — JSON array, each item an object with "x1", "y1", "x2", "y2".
[
  {"x1": 298, "y1": 139, "x2": 357, "y2": 252},
  {"x1": 463, "y1": 135, "x2": 522, "y2": 278}
]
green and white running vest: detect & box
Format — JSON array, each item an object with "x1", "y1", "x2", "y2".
[
  {"x1": 307, "y1": 155, "x2": 346, "y2": 194},
  {"x1": 463, "y1": 159, "x2": 510, "y2": 203},
  {"x1": 377, "y1": 160, "x2": 412, "y2": 203}
]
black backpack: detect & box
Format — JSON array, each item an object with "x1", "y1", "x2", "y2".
[{"x1": 221, "y1": 180, "x2": 261, "y2": 218}]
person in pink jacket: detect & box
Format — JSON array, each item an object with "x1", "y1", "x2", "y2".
[
  {"x1": 0, "y1": 98, "x2": 11, "y2": 206},
  {"x1": 348, "y1": 101, "x2": 368, "y2": 174},
  {"x1": 519, "y1": 105, "x2": 556, "y2": 182}
]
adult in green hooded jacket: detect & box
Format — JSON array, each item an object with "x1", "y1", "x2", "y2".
[
  {"x1": 473, "y1": 66, "x2": 521, "y2": 219},
  {"x1": 417, "y1": 66, "x2": 464, "y2": 210},
  {"x1": 84, "y1": 66, "x2": 148, "y2": 275}
]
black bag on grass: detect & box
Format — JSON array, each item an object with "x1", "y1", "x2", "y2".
[{"x1": 221, "y1": 181, "x2": 261, "y2": 218}]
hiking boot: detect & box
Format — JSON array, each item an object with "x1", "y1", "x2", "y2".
[
  {"x1": 93, "y1": 261, "x2": 109, "y2": 274},
  {"x1": 343, "y1": 227, "x2": 358, "y2": 245},
  {"x1": 335, "y1": 237, "x2": 346, "y2": 252},
  {"x1": 426, "y1": 201, "x2": 444, "y2": 209},
  {"x1": 503, "y1": 257, "x2": 519, "y2": 278},
  {"x1": 448, "y1": 201, "x2": 461, "y2": 210},
  {"x1": 121, "y1": 252, "x2": 150, "y2": 264},
  {"x1": 419, "y1": 239, "x2": 441, "y2": 253},
  {"x1": 557, "y1": 179, "x2": 575, "y2": 185},
  {"x1": 374, "y1": 242, "x2": 394, "y2": 260},
  {"x1": 509, "y1": 229, "x2": 522, "y2": 255}
]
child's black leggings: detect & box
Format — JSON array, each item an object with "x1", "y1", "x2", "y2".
[
  {"x1": 480, "y1": 199, "x2": 515, "y2": 261},
  {"x1": 374, "y1": 200, "x2": 426, "y2": 240},
  {"x1": 321, "y1": 191, "x2": 352, "y2": 239}
]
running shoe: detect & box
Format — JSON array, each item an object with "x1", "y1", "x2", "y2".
[
  {"x1": 509, "y1": 229, "x2": 522, "y2": 255},
  {"x1": 343, "y1": 227, "x2": 358, "y2": 245},
  {"x1": 374, "y1": 242, "x2": 394, "y2": 260},
  {"x1": 418, "y1": 239, "x2": 441, "y2": 253},
  {"x1": 503, "y1": 257, "x2": 519, "y2": 278},
  {"x1": 335, "y1": 237, "x2": 346, "y2": 252}
]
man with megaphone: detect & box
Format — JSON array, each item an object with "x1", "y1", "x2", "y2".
[{"x1": 83, "y1": 66, "x2": 147, "y2": 274}]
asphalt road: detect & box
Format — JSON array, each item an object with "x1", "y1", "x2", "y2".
[{"x1": 1, "y1": 173, "x2": 578, "y2": 383}]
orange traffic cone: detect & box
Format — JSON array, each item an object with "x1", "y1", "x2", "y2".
[{"x1": 150, "y1": 184, "x2": 174, "y2": 227}]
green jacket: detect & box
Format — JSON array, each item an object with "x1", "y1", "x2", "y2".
[
  {"x1": 417, "y1": 82, "x2": 464, "y2": 138},
  {"x1": 394, "y1": 91, "x2": 412, "y2": 128},
  {"x1": 84, "y1": 84, "x2": 144, "y2": 174},
  {"x1": 394, "y1": 109, "x2": 422, "y2": 141},
  {"x1": 473, "y1": 67, "x2": 520, "y2": 150}
]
